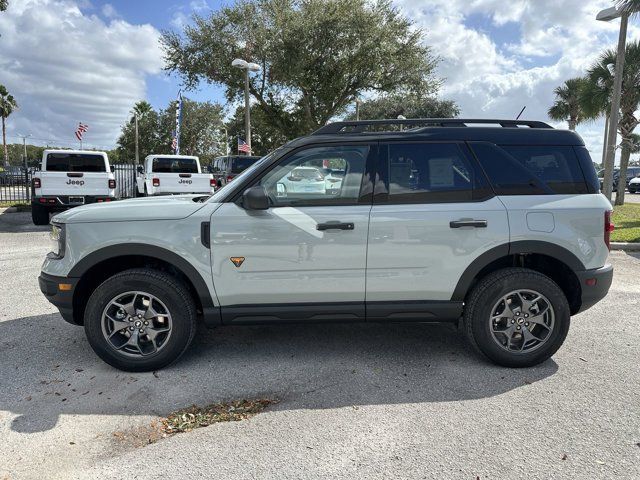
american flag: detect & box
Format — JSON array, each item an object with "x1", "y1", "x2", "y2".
[
  {"x1": 238, "y1": 138, "x2": 251, "y2": 154},
  {"x1": 75, "y1": 123, "x2": 88, "y2": 141},
  {"x1": 171, "y1": 137, "x2": 177, "y2": 151}
]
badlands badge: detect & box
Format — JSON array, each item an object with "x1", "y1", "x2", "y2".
[{"x1": 230, "y1": 257, "x2": 245, "y2": 267}]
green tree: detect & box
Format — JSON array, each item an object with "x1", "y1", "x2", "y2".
[
  {"x1": 226, "y1": 105, "x2": 290, "y2": 156},
  {"x1": 161, "y1": 0, "x2": 440, "y2": 139},
  {"x1": 157, "y1": 98, "x2": 225, "y2": 166},
  {"x1": 116, "y1": 101, "x2": 160, "y2": 164},
  {"x1": 616, "y1": 0, "x2": 640, "y2": 15},
  {"x1": 0, "y1": 84, "x2": 18, "y2": 167},
  {"x1": 0, "y1": 1, "x2": 7, "y2": 12},
  {"x1": 347, "y1": 93, "x2": 458, "y2": 121},
  {"x1": 547, "y1": 77, "x2": 590, "y2": 130},
  {"x1": 583, "y1": 41, "x2": 640, "y2": 205}
]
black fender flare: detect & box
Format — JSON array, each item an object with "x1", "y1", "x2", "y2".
[
  {"x1": 68, "y1": 243, "x2": 216, "y2": 312},
  {"x1": 451, "y1": 240, "x2": 585, "y2": 301}
]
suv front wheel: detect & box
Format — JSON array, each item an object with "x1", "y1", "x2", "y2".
[
  {"x1": 463, "y1": 268, "x2": 570, "y2": 368},
  {"x1": 84, "y1": 268, "x2": 197, "y2": 372}
]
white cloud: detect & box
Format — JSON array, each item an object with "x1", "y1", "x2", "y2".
[
  {"x1": 0, "y1": 0, "x2": 163, "y2": 149},
  {"x1": 393, "y1": 0, "x2": 640, "y2": 164},
  {"x1": 100, "y1": 3, "x2": 119, "y2": 20}
]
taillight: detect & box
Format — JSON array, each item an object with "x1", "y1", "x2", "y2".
[
  {"x1": 33, "y1": 178, "x2": 41, "y2": 189},
  {"x1": 226, "y1": 175, "x2": 234, "y2": 183},
  {"x1": 210, "y1": 178, "x2": 215, "y2": 187},
  {"x1": 604, "y1": 210, "x2": 614, "y2": 250},
  {"x1": 152, "y1": 178, "x2": 160, "y2": 187},
  {"x1": 108, "y1": 179, "x2": 116, "y2": 189}
]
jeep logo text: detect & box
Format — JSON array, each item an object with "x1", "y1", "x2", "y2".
[
  {"x1": 178, "y1": 179, "x2": 193, "y2": 184},
  {"x1": 66, "y1": 180, "x2": 85, "y2": 186}
]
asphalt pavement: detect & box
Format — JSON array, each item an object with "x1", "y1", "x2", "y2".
[{"x1": 0, "y1": 210, "x2": 638, "y2": 480}]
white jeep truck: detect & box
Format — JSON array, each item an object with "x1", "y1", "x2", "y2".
[
  {"x1": 31, "y1": 149, "x2": 115, "y2": 225},
  {"x1": 39, "y1": 119, "x2": 613, "y2": 372},
  {"x1": 136, "y1": 154, "x2": 214, "y2": 196}
]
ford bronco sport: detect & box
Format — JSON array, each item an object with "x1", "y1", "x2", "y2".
[{"x1": 39, "y1": 119, "x2": 613, "y2": 372}]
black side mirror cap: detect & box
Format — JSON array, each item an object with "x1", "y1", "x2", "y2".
[
  {"x1": 109, "y1": 165, "x2": 115, "y2": 173},
  {"x1": 242, "y1": 186, "x2": 269, "y2": 210}
]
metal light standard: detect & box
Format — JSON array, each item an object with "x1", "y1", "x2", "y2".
[
  {"x1": 597, "y1": 5, "x2": 629, "y2": 200},
  {"x1": 231, "y1": 58, "x2": 261, "y2": 154}
]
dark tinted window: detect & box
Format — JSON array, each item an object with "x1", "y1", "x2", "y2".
[
  {"x1": 471, "y1": 143, "x2": 588, "y2": 195},
  {"x1": 231, "y1": 156, "x2": 260, "y2": 173},
  {"x1": 380, "y1": 143, "x2": 489, "y2": 203},
  {"x1": 152, "y1": 157, "x2": 198, "y2": 173},
  {"x1": 573, "y1": 146, "x2": 600, "y2": 193},
  {"x1": 46, "y1": 153, "x2": 106, "y2": 172}
]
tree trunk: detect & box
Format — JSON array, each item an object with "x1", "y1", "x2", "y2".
[
  {"x1": 2, "y1": 116, "x2": 7, "y2": 167},
  {"x1": 614, "y1": 141, "x2": 631, "y2": 206},
  {"x1": 568, "y1": 118, "x2": 576, "y2": 131}
]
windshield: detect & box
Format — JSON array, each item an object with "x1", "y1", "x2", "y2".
[
  {"x1": 152, "y1": 157, "x2": 198, "y2": 173},
  {"x1": 207, "y1": 148, "x2": 284, "y2": 202},
  {"x1": 232, "y1": 156, "x2": 260, "y2": 173}
]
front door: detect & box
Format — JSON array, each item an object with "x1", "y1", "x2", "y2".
[
  {"x1": 210, "y1": 144, "x2": 374, "y2": 323},
  {"x1": 366, "y1": 141, "x2": 509, "y2": 320}
]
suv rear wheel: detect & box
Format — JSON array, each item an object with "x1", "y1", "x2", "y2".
[
  {"x1": 84, "y1": 268, "x2": 197, "y2": 372},
  {"x1": 463, "y1": 268, "x2": 570, "y2": 368},
  {"x1": 31, "y1": 204, "x2": 49, "y2": 225}
]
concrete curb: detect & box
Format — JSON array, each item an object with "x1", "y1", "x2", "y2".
[{"x1": 611, "y1": 242, "x2": 640, "y2": 251}]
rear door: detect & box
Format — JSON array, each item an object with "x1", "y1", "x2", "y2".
[
  {"x1": 366, "y1": 141, "x2": 509, "y2": 319},
  {"x1": 210, "y1": 143, "x2": 375, "y2": 322},
  {"x1": 41, "y1": 152, "x2": 109, "y2": 196},
  {"x1": 151, "y1": 157, "x2": 200, "y2": 194}
]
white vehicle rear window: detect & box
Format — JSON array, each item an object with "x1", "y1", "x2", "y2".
[
  {"x1": 152, "y1": 157, "x2": 198, "y2": 173},
  {"x1": 46, "y1": 153, "x2": 106, "y2": 172}
]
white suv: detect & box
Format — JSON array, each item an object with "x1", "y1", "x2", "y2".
[{"x1": 38, "y1": 119, "x2": 614, "y2": 371}]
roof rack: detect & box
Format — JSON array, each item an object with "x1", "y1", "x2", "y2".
[{"x1": 312, "y1": 118, "x2": 553, "y2": 135}]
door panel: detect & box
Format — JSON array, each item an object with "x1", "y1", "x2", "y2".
[{"x1": 211, "y1": 202, "x2": 371, "y2": 306}]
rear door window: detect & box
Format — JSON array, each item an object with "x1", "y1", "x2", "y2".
[
  {"x1": 231, "y1": 156, "x2": 259, "y2": 173},
  {"x1": 46, "y1": 153, "x2": 106, "y2": 172},
  {"x1": 377, "y1": 142, "x2": 491, "y2": 203},
  {"x1": 152, "y1": 157, "x2": 198, "y2": 173}
]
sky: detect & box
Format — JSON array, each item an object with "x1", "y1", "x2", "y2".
[{"x1": 0, "y1": 0, "x2": 638, "y2": 163}]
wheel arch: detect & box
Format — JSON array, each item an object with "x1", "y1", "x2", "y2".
[
  {"x1": 69, "y1": 244, "x2": 217, "y2": 325},
  {"x1": 452, "y1": 241, "x2": 585, "y2": 315}
]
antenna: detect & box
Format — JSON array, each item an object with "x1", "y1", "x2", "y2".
[{"x1": 516, "y1": 106, "x2": 526, "y2": 120}]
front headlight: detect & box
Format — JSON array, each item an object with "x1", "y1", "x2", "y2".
[{"x1": 49, "y1": 223, "x2": 65, "y2": 258}]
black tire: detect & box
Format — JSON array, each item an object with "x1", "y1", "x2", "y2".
[
  {"x1": 31, "y1": 204, "x2": 50, "y2": 225},
  {"x1": 84, "y1": 268, "x2": 197, "y2": 372},
  {"x1": 463, "y1": 268, "x2": 570, "y2": 368}
]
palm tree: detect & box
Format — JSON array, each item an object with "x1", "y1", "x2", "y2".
[
  {"x1": 548, "y1": 77, "x2": 590, "y2": 130},
  {"x1": 584, "y1": 41, "x2": 640, "y2": 205},
  {"x1": 616, "y1": 0, "x2": 640, "y2": 15},
  {"x1": 0, "y1": 85, "x2": 18, "y2": 167}
]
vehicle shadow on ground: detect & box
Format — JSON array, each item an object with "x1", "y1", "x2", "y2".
[
  {"x1": 0, "y1": 210, "x2": 49, "y2": 233},
  {"x1": 0, "y1": 313, "x2": 558, "y2": 433}
]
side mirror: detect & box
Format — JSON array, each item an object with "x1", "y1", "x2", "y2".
[
  {"x1": 136, "y1": 166, "x2": 143, "y2": 174},
  {"x1": 242, "y1": 186, "x2": 269, "y2": 210},
  {"x1": 110, "y1": 165, "x2": 115, "y2": 173}
]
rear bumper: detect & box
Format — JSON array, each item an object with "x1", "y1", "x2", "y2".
[
  {"x1": 575, "y1": 264, "x2": 613, "y2": 313},
  {"x1": 33, "y1": 195, "x2": 115, "y2": 210},
  {"x1": 38, "y1": 272, "x2": 79, "y2": 325}
]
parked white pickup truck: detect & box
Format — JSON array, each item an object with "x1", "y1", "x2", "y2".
[
  {"x1": 31, "y1": 149, "x2": 115, "y2": 225},
  {"x1": 136, "y1": 155, "x2": 214, "y2": 196}
]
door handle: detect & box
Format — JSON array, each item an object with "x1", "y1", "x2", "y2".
[
  {"x1": 449, "y1": 219, "x2": 487, "y2": 228},
  {"x1": 317, "y1": 221, "x2": 355, "y2": 231}
]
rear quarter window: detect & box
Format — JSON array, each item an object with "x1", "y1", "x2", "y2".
[
  {"x1": 45, "y1": 153, "x2": 106, "y2": 172},
  {"x1": 470, "y1": 143, "x2": 591, "y2": 195}
]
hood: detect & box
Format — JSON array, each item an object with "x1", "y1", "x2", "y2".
[{"x1": 52, "y1": 194, "x2": 210, "y2": 224}]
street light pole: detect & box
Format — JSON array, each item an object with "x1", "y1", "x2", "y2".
[
  {"x1": 134, "y1": 114, "x2": 139, "y2": 166},
  {"x1": 598, "y1": 6, "x2": 628, "y2": 201},
  {"x1": 232, "y1": 58, "x2": 261, "y2": 155}
]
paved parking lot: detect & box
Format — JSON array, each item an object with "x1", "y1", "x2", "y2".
[{"x1": 0, "y1": 210, "x2": 638, "y2": 480}]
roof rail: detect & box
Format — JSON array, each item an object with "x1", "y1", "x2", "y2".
[{"x1": 312, "y1": 118, "x2": 553, "y2": 135}]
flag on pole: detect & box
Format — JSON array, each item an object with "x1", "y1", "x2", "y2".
[
  {"x1": 75, "y1": 123, "x2": 88, "y2": 141},
  {"x1": 173, "y1": 90, "x2": 183, "y2": 154},
  {"x1": 238, "y1": 138, "x2": 251, "y2": 154}
]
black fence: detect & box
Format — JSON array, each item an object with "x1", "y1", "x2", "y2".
[{"x1": 0, "y1": 164, "x2": 139, "y2": 204}]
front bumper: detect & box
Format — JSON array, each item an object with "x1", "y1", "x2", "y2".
[
  {"x1": 38, "y1": 272, "x2": 79, "y2": 325},
  {"x1": 575, "y1": 264, "x2": 613, "y2": 313}
]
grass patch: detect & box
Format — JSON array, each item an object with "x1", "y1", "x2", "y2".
[
  {"x1": 611, "y1": 204, "x2": 640, "y2": 243},
  {"x1": 0, "y1": 201, "x2": 29, "y2": 210},
  {"x1": 113, "y1": 399, "x2": 274, "y2": 448}
]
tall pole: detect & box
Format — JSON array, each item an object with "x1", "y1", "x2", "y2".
[
  {"x1": 224, "y1": 127, "x2": 229, "y2": 156},
  {"x1": 355, "y1": 98, "x2": 360, "y2": 121},
  {"x1": 601, "y1": 114, "x2": 609, "y2": 167},
  {"x1": 134, "y1": 114, "x2": 139, "y2": 166},
  {"x1": 21, "y1": 135, "x2": 30, "y2": 201},
  {"x1": 602, "y1": 12, "x2": 628, "y2": 201},
  {"x1": 244, "y1": 70, "x2": 251, "y2": 154}
]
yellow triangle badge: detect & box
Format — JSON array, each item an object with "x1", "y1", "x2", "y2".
[{"x1": 230, "y1": 257, "x2": 245, "y2": 267}]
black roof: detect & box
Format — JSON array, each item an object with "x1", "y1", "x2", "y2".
[{"x1": 286, "y1": 118, "x2": 585, "y2": 148}]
